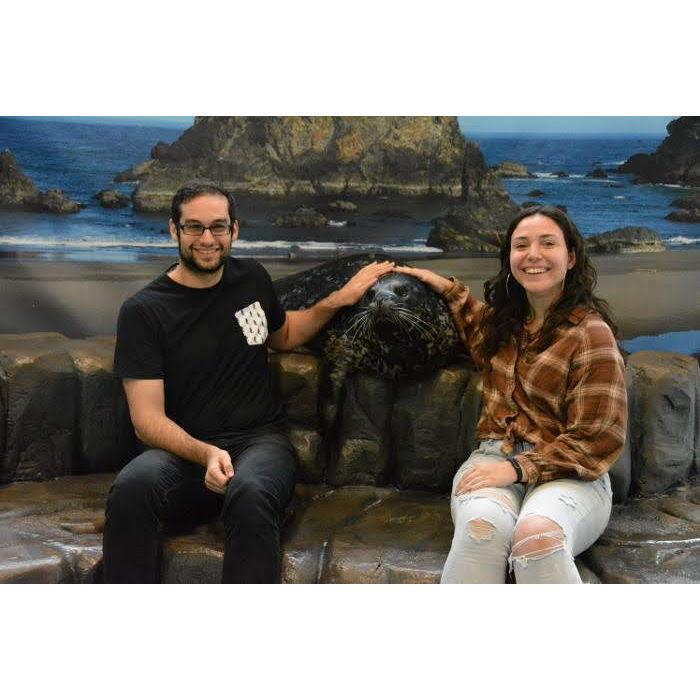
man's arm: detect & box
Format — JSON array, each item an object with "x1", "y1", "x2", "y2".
[
  {"x1": 123, "y1": 378, "x2": 233, "y2": 494},
  {"x1": 268, "y1": 260, "x2": 395, "y2": 351}
]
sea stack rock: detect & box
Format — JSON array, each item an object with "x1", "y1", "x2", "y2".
[
  {"x1": 618, "y1": 116, "x2": 700, "y2": 186},
  {"x1": 0, "y1": 150, "x2": 80, "y2": 214},
  {"x1": 426, "y1": 143, "x2": 520, "y2": 252},
  {"x1": 116, "y1": 117, "x2": 468, "y2": 210},
  {"x1": 585, "y1": 227, "x2": 666, "y2": 254},
  {"x1": 491, "y1": 161, "x2": 534, "y2": 178},
  {"x1": 586, "y1": 168, "x2": 608, "y2": 179},
  {"x1": 273, "y1": 207, "x2": 328, "y2": 228},
  {"x1": 95, "y1": 189, "x2": 130, "y2": 209},
  {"x1": 0, "y1": 150, "x2": 39, "y2": 207}
]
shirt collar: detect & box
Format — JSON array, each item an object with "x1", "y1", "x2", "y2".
[{"x1": 567, "y1": 307, "x2": 590, "y2": 325}]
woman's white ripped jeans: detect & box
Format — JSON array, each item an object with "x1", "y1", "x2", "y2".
[{"x1": 441, "y1": 439, "x2": 612, "y2": 584}]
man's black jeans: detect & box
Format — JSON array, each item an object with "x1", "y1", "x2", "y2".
[{"x1": 103, "y1": 430, "x2": 298, "y2": 583}]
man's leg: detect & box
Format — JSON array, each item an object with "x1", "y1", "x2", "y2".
[
  {"x1": 221, "y1": 432, "x2": 298, "y2": 583},
  {"x1": 103, "y1": 449, "x2": 218, "y2": 583}
]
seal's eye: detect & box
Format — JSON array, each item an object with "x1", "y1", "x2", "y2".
[{"x1": 394, "y1": 286, "x2": 408, "y2": 297}]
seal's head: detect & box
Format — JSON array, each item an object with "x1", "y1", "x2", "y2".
[{"x1": 346, "y1": 272, "x2": 443, "y2": 349}]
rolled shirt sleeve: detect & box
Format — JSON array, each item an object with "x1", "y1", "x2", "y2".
[{"x1": 442, "y1": 277, "x2": 486, "y2": 358}]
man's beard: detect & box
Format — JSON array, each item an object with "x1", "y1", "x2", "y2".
[{"x1": 178, "y1": 239, "x2": 228, "y2": 274}]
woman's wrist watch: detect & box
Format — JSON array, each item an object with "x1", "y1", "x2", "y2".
[{"x1": 507, "y1": 456, "x2": 525, "y2": 484}]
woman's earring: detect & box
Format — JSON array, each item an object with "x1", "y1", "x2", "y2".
[{"x1": 506, "y1": 272, "x2": 511, "y2": 297}]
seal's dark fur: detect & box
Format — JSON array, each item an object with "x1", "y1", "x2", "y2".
[{"x1": 273, "y1": 254, "x2": 466, "y2": 391}]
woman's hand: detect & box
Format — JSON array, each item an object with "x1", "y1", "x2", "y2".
[
  {"x1": 393, "y1": 265, "x2": 453, "y2": 295},
  {"x1": 455, "y1": 460, "x2": 518, "y2": 494}
]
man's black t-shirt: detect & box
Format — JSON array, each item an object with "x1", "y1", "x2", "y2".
[{"x1": 114, "y1": 257, "x2": 287, "y2": 443}]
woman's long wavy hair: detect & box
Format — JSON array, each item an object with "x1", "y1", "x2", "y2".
[{"x1": 474, "y1": 205, "x2": 619, "y2": 360}]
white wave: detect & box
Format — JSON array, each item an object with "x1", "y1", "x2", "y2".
[
  {"x1": 569, "y1": 174, "x2": 585, "y2": 179},
  {"x1": 613, "y1": 195, "x2": 625, "y2": 199},
  {"x1": 0, "y1": 236, "x2": 454, "y2": 256},
  {"x1": 0, "y1": 236, "x2": 175, "y2": 249},
  {"x1": 533, "y1": 171, "x2": 556, "y2": 178},
  {"x1": 666, "y1": 236, "x2": 700, "y2": 246},
  {"x1": 603, "y1": 160, "x2": 625, "y2": 166},
  {"x1": 328, "y1": 220, "x2": 347, "y2": 227},
  {"x1": 660, "y1": 184, "x2": 683, "y2": 189}
]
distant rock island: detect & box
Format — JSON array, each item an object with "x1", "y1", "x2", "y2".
[
  {"x1": 585, "y1": 227, "x2": 666, "y2": 254},
  {"x1": 0, "y1": 150, "x2": 80, "y2": 214},
  {"x1": 116, "y1": 116, "x2": 470, "y2": 209},
  {"x1": 618, "y1": 116, "x2": 699, "y2": 186}
]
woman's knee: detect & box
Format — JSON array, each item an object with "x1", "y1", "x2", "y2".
[
  {"x1": 511, "y1": 515, "x2": 566, "y2": 560},
  {"x1": 453, "y1": 489, "x2": 519, "y2": 546}
]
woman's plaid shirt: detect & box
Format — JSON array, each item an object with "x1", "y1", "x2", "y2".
[{"x1": 443, "y1": 278, "x2": 627, "y2": 484}]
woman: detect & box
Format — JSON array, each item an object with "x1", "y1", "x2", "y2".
[{"x1": 396, "y1": 206, "x2": 627, "y2": 583}]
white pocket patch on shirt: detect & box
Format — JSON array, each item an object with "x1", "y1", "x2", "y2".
[{"x1": 235, "y1": 301, "x2": 268, "y2": 346}]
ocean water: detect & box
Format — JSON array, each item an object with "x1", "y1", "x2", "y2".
[{"x1": 0, "y1": 118, "x2": 698, "y2": 263}]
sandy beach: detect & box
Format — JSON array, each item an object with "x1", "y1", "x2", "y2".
[{"x1": 0, "y1": 250, "x2": 698, "y2": 342}]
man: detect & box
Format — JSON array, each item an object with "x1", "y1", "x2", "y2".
[{"x1": 104, "y1": 180, "x2": 393, "y2": 583}]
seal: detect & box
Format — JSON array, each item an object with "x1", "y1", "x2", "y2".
[{"x1": 273, "y1": 254, "x2": 467, "y2": 395}]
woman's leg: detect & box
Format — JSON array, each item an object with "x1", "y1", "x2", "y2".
[
  {"x1": 510, "y1": 473, "x2": 612, "y2": 584},
  {"x1": 441, "y1": 441, "x2": 525, "y2": 583}
]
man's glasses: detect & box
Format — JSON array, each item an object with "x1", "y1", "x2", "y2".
[{"x1": 178, "y1": 222, "x2": 233, "y2": 237}]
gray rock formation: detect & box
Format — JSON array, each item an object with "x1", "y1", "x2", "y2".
[
  {"x1": 671, "y1": 195, "x2": 700, "y2": 209},
  {"x1": 627, "y1": 352, "x2": 699, "y2": 496},
  {"x1": 0, "y1": 150, "x2": 80, "y2": 214},
  {"x1": 1, "y1": 333, "x2": 699, "y2": 583},
  {"x1": 585, "y1": 227, "x2": 666, "y2": 254},
  {"x1": 427, "y1": 143, "x2": 520, "y2": 252},
  {"x1": 116, "y1": 117, "x2": 467, "y2": 209},
  {"x1": 95, "y1": 189, "x2": 130, "y2": 209},
  {"x1": 0, "y1": 333, "x2": 139, "y2": 483},
  {"x1": 0, "y1": 150, "x2": 39, "y2": 207},
  {"x1": 492, "y1": 161, "x2": 534, "y2": 178},
  {"x1": 273, "y1": 207, "x2": 328, "y2": 228},
  {"x1": 327, "y1": 200, "x2": 358, "y2": 212},
  {"x1": 1, "y1": 475, "x2": 697, "y2": 583},
  {"x1": 33, "y1": 189, "x2": 81, "y2": 214},
  {"x1": 618, "y1": 116, "x2": 700, "y2": 186},
  {"x1": 665, "y1": 209, "x2": 700, "y2": 223},
  {"x1": 586, "y1": 168, "x2": 608, "y2": 179}
]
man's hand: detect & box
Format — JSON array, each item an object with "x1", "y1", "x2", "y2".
[
  {"x1": 204, "y1": 446, "x2": 234, "y2": 494},
  {"x1": 455, "y1": 460, "x2": 518, "y2": 494},
  {"x1": 393, "y1": 265, "x2": 452, "y2": 295},
  {"x1": 331, "y1": 260, "x2": 396, "y2": 308}
]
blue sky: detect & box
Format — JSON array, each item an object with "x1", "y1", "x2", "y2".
[
  {"x1": 458, "y1": 116, "x2": 675, "y2": 135},
  {"x1": 15, "y1": 115, "x2": 676, "y2": 135}
]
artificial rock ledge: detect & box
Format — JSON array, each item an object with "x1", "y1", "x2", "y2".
[{"x1": 0, "y1": 333, "x2": 698, "y2": 583}]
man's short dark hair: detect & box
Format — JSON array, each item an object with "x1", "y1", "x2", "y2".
[{"x1": 171, "y1": 180, "x2": 238, "y2": 228}]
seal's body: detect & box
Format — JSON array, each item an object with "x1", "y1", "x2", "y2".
[{"x1": 273, "y1": 254, "x2": 465, "y2": 388}]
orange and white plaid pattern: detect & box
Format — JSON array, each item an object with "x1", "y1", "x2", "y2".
[{"x1": 443, "y1": 279, "x2": 627, "y2": 484}]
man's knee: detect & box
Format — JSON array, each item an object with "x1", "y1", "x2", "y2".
[
  {"x1": 107, "y1": 450, "x2": 170, "y2": 513},
  {"x1": 222, "y1": 476, "x2": 277, "y2": 530},
  {"x1": 511, "y1": 515, "x2": 566, "y2": 560}
]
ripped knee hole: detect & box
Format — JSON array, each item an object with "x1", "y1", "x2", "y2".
[{"x1": 466, "y1": 518, "x2": 496, "y2": 542}]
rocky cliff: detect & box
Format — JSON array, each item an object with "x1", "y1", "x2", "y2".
[
  {"x1": 0, "y1": 150, "x2": 80, "y2": 214},
  {"x1": 116, "y1": 116, "x2": 469, "y2": 210},
  {"x1": 427, "y1": 143, "x2": 521, "y2": 252},
  {"x1": 618, "y1": 116, "x2": 700, "y2": 186}
]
